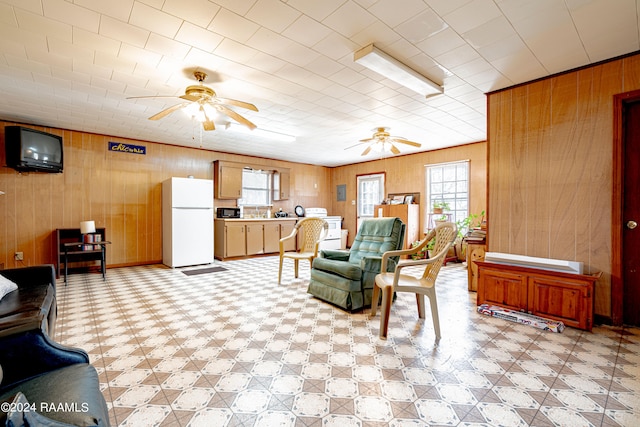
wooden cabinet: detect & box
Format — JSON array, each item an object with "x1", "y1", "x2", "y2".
[
  {"x1": 476, "y1": 261, "x2": 600, "y2": 331},
  {"x1": 280, "y1": 221, "x2": 296, "y2": 252},
  {"x1": 222, "y1": 223, "x2": 246, "y2": 258},
  {"x1": 246, "y1": 223, "x2": 264, "y2": 255},
  {"x1": 466, "y1": 242, "x2": 486, "y2": 291},
  {"x1": 215, "y1": 219, "x2": 297, "y2": 259},
  {"x1": 273, "y1": 170, "x2": 290, "y2": 200},
  {"x1": 214, "y1": 160, "x2": 243, "y2": 199},
  {"x1": 374, "y1": 203, "x2": 420, "y2": 250},
  {"x1": 263, "y1": 222, "x2": 281, "y2": 253}
]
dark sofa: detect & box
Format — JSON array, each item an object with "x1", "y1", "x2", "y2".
[{"x1": 0, "y1": 265, "x2": 110, "y2": 426}]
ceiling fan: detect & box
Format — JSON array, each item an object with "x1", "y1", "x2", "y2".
[
  {"x1": 127, "y1": 71, "x2": 258, "y2": 131},
  {"x1": 346, "y1": 127, "x2": 422, "y2": 156}
]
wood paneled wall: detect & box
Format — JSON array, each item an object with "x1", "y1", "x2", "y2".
[
  {"x1": 487, "y1": 53, "x2": 640, "y2": 319},
  {"x1": 0, "y1": 122, "x2": 331, "y2": 270},
  {"x1": 330, "y1": 142, "x2": 487, "y2": 247}
]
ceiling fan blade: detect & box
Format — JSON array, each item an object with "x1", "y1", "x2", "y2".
[
  {"x1": 148, "y1": 102, "x2": 191, "y2": 120},
  {"x1": 127, "y1": 95, "x2": 182, "y2": 100},
  {"x1": 390, "y1": 144, "x2": 401, "y2": 155},
  {"x1": 199, "y1": 105, "x2": 216, "y2": 131},
  {"x1": 216, "y1": 105, "x2": 257, "y2": 130},
  {"x1": 359, "y1": 137, "x2": 374, "y2": 142},
  {"x1": 213, "y1": 97, "x2": 258, "y2": 112},
  {"x1": 361, "y1": 145, "x2": 372, "y2": 156},
  {"x1": 391, "y1": 138, "x2": 421, "y2": 147}
]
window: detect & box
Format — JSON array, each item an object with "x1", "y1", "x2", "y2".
[
  {"x1": 357, "y1": 173, "x2": 385, "y2": 218},
  {"x1": 238, "y1": 169, "x2": 272, "y2": 206},
  {"x1": 425, "y1": 161, "x2": 469, "y2": 230}
]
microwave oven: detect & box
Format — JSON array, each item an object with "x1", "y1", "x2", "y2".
[{"x1": 217, "y1": 207, "x2": 241, "y2": 218}]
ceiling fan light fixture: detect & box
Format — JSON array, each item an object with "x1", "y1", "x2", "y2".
[
  {"x1": 183, "y1": 102, "x2": 216, "y2": 122},
  {"x1": 354, "y1": 44, "x2": 443, "y2": 98}
]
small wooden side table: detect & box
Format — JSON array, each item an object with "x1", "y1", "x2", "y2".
[{"x1": 62, "y1": 241, "x2": 111, "y2": 284}]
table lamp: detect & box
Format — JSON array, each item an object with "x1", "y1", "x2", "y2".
[{"x1": 80, "y1": 220, "x2": 96, "y2": 243}]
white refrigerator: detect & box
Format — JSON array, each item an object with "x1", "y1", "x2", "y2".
[{"x1": 162, "y1": 177, "x2": 214, "y2": 268}]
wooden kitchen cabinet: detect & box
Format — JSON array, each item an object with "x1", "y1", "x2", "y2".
[
  {"x1": 273, "y1": 169, "x2": 290, "y2": 200},
  {"x1": 280, "y1": 221, "x2": 296, "y2": 252},
  {"x1": 215, "y1": 219, "x2": 297, "y2": 260},
  {"x1": 223, "y1": 223, "x2": 245, "y2": 257},
  {"x1": 476, "y1": 261, "x2": 600, "y2": 331},
  {"x1": 263, "y1": 222, "x2": 281, "y2": 253},
  {"x1": 214, "y1": 160, "x2": 243, "y2": 199},
  {"x1": 245, "y1": 223, "x2": 264, "y2": 255}
]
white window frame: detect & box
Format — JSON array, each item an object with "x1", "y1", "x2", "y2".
[
  {"x1": 425, "y1": 160, "x2": 469, "y2": 231},
  {"x1": 238, "y1": 168, "x2": 273, "y2": 207}
]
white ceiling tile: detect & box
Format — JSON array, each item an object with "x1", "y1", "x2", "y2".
[
  {"x1": 73, "y1": 28, "x2": 121, "y2": 56},
  {"x1": 282, "y1": 15, "x2": 332, "y2": 48},
  {"x1": 434, "y1": 43, "x2": 481, "y2": 70},
  {"x1": 162, "y1": 0, "x2": 219, "y2": 28},
  {"x1": 416, "y1": 27, "x2": 465, "y2": 59},
  {"x1": 246, "y1": 27, "x2": 294, "y2": 57},
  {"x1": 208, "y1": 8, "x2": 259, "y2": 43},
  {"x1": 209, "y1": 0, "x2": 258, "y2": 16},
  {"x1": 42, "y1": 0, "x2": 100, "y2": 33},
  {"x1": 47, "y1": 37, "x2": 94, "y2": 63},
  {"x1": 442, "y1": 0, "x2": 501, "y2": 34},
  {"x1": 145, "y1": 33, "x2": 191, "y2": 60},
  {"x1": 74, "y1": 0, "x2": 134, "y2": 22},
  {"x1": 394, "y1": 8, "x2": 448, "y2": 43},
  {"x1": 286, "y1": 0, "x2": 346, "y2": 22},
  {"x1": 322, "y1": 2, "x2": 377, "y2": 39},
  {"x1": 175, "y1": 22, "x2": 224, "y2": 53},
  {"x1": 246, "y1": 0, "x2": 301, "y2": 33},
  {"x1": 14, "y1": 8, "x2": 72, "y2": 42},
  {"x1": 118, "y1": 43, "x2": 162, "y2": 68},
  {"x1": 213, "y1": 38, "x2": 257, "y2": 64},
  {"x1": 99, "y1": 15, "x2": 150, "y2": 49},
  {"x1": 367, "y1": 0, "x2": 430, "y2": 28},
  {"x1": 313, "y1": 31, "x2": 360, "y2": 61},
  {"x1": 129, "y1": 2, "x2": 183, "y2": 38}
]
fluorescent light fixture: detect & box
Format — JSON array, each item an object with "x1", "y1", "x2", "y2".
[
  {"x1": 225, "y1": 122, "x2": 296, "y2": 143},
  {"x1": 354, "y1": 44, "x2": 443, "y2": 98}
]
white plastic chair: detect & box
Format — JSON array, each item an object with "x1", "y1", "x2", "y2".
[{"x1": 370, "y1": 222, "x2": 457, "y2": 339}]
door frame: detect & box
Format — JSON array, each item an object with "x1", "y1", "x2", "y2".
[{"x1": 612, "y1": 89, "x2": 640, "y2": 325}]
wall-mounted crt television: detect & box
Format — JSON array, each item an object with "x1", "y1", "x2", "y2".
[{"x1": 4, "y1": 126, "x2": 63, "y2": 173}]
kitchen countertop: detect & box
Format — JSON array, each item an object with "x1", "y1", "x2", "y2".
[{"x1": 215, "y1": 217, "x2": 298, "y2": 221}]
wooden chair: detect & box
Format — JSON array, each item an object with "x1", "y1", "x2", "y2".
[
  {"x1": 370, "y1": 222, "x2": 457, "y2": 339},
  {"x1": 278, "y1": 217, "x2": 328, "y2": 284}
]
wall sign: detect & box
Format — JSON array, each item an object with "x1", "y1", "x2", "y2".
[{"x1": 109, "y1": 142, "x2": 146, "y2": 155}]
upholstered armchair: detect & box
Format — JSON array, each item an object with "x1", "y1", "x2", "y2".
[{"x1": 307, "y1": 217, "x2": 406, "y2": 311}]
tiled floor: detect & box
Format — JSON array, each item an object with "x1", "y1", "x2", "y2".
[{"x1": 55, "y1": 257, "x2": 640, "y2": 427}]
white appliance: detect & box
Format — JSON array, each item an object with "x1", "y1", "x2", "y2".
[
  {"x1": 162, "y1": 177, "x2": 214, "y2": 268},
  {"x1": 305, "y1": 208, "x2": 343, "y2": 250}
]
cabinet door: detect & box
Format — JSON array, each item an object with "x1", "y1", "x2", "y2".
[
  {"x1": 477, "y1": 267, "x2": 528, "y2": 311},
  {"x1": 246, "y1": 224, "x2": 264, "y2": 255},
  {"x1": 225, "y1": 224, "x2": 246, "y2": 257},
  {"x1": 528, "y1": 276, "x2": 592, "y2": 330},
  {"x1": 281, "y1": 221, "x2": 296, "y2": 251},
  {"x1": 216, "y1": 163, "x2": 243, "y2": 199},
  {"x1": 273, "y1": 171, "x2": 290, "y2": 200},
  {"x1": 263, "y1": 222, "x2": 281, "y2": 253}
]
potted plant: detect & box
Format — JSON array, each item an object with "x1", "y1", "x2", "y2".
[
  {"x1": 432, "y1": 201, "x2": 450, "y2": 214},
  {"x1": 455, "y1": 210, "x2": 485, "y2": 261},
  {"x1": 410, "y1": 240, "x2": 428, "y2": 260}
]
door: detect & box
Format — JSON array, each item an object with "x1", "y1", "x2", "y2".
[
  {"x1": 356, "y1": 173, "x2": 385, "y2": 231},
  {"x1": 623, "y1": 99, "x2": 640, "y2": 325}
]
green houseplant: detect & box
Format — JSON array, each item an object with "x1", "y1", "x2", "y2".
[{"x1": 432, "y1": 201, "x2": 450, "y2": 214}]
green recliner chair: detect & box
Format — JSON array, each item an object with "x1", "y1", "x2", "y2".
[{"x1": 307, "y1": 217, "x2": 406, "y2": 311}]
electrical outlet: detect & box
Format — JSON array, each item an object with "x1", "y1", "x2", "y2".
[{"x1": 14, "y1": 252, "x2": 23, "y2": 261}]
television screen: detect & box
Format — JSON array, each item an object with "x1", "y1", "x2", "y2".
[{"x1": 4, "y1": 126, "x2": 63, "y2": 172}]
